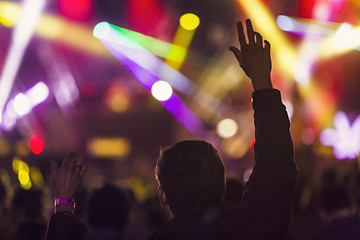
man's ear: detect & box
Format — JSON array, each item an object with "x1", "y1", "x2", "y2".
[{"x1": 158, "y1": 186, "x2": 167, "y2": 208}]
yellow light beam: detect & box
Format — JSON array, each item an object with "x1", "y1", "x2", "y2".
[
  {"x1": 165, "y1": 26, "x2": 195, "y2": 70},
  {"x1": 319, "y1": 25, "x2": 360, "y2": 59},
  {"x1": 165, "y1": 13, "x2": 199, "y2": 70}
]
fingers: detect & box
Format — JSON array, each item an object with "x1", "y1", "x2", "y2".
[
  {"x1": 229, "y1": 46, "x2": 242, "y2": 65},
  {"x1": 61, "y1": 152, "x2": 73, "y2": 170},
  {"x1": 264, "y1": 40, "x2": 270, "y2": 53},
  {"x1": 236, "y1": 21, "x2": 246, "y2": 50},
  {"x1": 264, "y1": 40, "x2": 272, "y2": 71},
  {"x1": 74, "y1": 154, "x2": 89, "y2": 177},
  {"x1": 255, "y1": 32, "x2": 263, "y2": 50},
  {"x1": 246, "y1": 19, "x2": 255, "y2": 46},
  {"x1": 264, "y1": 40, "x2": 271, "y2": 60}
]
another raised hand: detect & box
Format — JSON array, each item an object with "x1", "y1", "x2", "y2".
[
  {"x1": 50, "y1": 152, "x2": 89, "y2": 213},
  {"x1": 229, "y1": 19, "x2": 272, "y2": 91}
]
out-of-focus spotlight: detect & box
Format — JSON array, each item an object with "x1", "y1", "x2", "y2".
[
  {"x1": 0, "y1": 2, "x2": 19, "y2": 27},
  {"x1": 320, "y1": 111, "x2": 360, "y2": 159},
  {"x1": 15, "y1": 140, "x2": 29, "y2": 156},
  {"x1": 27, "y1": 82, "x2": 49, "y2": 105},
  {"x1": 179, "y1": 13, "x2": 200, "y2": 31},
  {"x1": 276, "y1": 15, "x2": 295, "y2": 32},
  {"x1": 13, "y1": 93, "x2": 31, "y2": 116},
  {"x1": 335, "y1": 23, "x2": 353, "y2": 48},
  {"x1": 2, "y1": 101, "x2": 17, "y2": 131},
  {"x1": 302, "y1": 127, "x2": 316, "y2": 145},
  {"x1": 18, "y1": 170, "x2": 32, "y2": 189},
  {"x1": 151, "y1": 80, "x2": 173, "y2": 101},
  {"x1": 29, "y1": 135, "x2": 45, "y2": 155},
  {"x1": 30, "y1": 167, "x2": 44, "y2": 187},
  {"x1": 87, "y1": 137, "x2": 131, "y2": 158},
  {"x1": 217, "y1": 118, "x2": 238, "y2": 138},
  {"x1": 0, "y1": 138, "x2": 10, "y2": 156},
  {"x1": 93, "y1": 22, "x2": 110, "y2": 39},
  {"x1": 12, "y1": 157, "x2": 29, "y2": 174},
  {"x1": 18, "y1": 170, "x2": 30, "y2": 185},
  {"x1": 107, "y1": 93, "x2": 129, "y2": 113}
]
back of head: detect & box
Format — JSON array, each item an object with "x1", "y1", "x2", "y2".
[
  {"x1": 88, "y1": 183, "x2": 130, "y2": 231},
  {"x1": 155, "y1": 140, "x2": 225, "y2": 216}
]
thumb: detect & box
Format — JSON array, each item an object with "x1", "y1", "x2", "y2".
[{"x1": 229, "y1": 46, "x2": 242, "y2": 65}]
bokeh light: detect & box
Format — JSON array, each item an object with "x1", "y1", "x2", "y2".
[
  {"x1": 179, "y1": 13, "x2": 200, "y2": 31},
  {"x1": 320, "y1": 111, "x2": 360, "y2": 159},
  {"x1": 12, "y1": 157, "x2": 29, "y2": 174},
  {"x1": 18, "y1": 170, "x2": 32, "y2": 189},
  {"x1": 93, "y1": 22, "x2": 110, "y2": 39},
  {"x1": 27, "y1": 82, "x2": 49, "y2": 105},
  {"x1": 30, "y1": 167, "x2": 44, "y2": 187},
  {"x1": 301, "y1": 128, "x2": 316, "y2": 145},
  {"x1": 151, "y1": 81, "x2": 173, "y2": 101},
  {"x1": 87, "y1": 137, "x2": 131, "y2": 158},
  {"x1": 276, "y1": 15, "x2": 295, "y2": 32},
  {"x1": 217, "y1": 118, "x2": 238, "y2": 138},
  {"x1": 29, "y1": 135, "x2": 45, "y2": 155},
  {"x1": 13, "y1": 93, "x2": 31, "y2": 116}
]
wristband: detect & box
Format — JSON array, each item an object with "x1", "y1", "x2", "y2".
[{"x1": 54, "y1": 198, "x2": 75, "y2": 208}]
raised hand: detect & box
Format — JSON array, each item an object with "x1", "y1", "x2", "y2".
[
  {"x1": 229, "y1": 19, "x2": 272, "y2": 91},
  {"x1": 50, "y1": 152, "x2": 89, "y2": 199}
]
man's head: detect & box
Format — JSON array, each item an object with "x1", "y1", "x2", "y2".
[{"x1": 155, "y1": 140, "x2": 226, "y2": 217}]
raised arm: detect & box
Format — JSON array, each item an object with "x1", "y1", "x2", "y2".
[
  {"x1": 229, "y1": 19, "x2": 272, "y2": 91},
  {"x1": 230, "y1": 19, "x2": 297, "y2": 239},
  {"x1": 45, "y1": 152, "x2": 89, "y2": 240}
]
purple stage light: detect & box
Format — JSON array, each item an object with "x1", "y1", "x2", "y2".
[{"x1": 320, "y1": 111, "x2": 360, "y2": 159}]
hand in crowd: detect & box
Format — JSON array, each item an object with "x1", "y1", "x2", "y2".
[
  {"x1": 229, "y1": 19, "x2": 273, "y2": 91},
  {"x1": 50, "y1": 152, "x2": 89, "y2": 199}
]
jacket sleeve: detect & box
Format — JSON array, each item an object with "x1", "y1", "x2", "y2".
[
  {"x1": 44, "y1": 213, "x2": 87, "y2": 240},
  {"x1": 241, "y1": 88, "x2": 297, "y2": 239}
]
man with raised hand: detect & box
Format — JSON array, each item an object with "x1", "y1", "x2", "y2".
[{"x1": 45, "y1": 19, "x2": 297, "y2": 240}]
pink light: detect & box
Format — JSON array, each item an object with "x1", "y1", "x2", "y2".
[
  {"x1": 58, "y1": 0, "x2": 92, "y2": 21},
  {"x1": 320, "y1": 111, "x2": 360, "y2": 159},
  {"x1": 29, "y1": 135, "x2": 45, "y2": 155},
  {"x1": 127, "y1": 0, "x2": 165, "y2": 35}
]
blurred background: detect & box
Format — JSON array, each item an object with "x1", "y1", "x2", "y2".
[{"x1": 0, "y1": 0, "x2": 360, "y2": 239}]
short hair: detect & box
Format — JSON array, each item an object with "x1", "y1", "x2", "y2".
[{"x1": 155, "y1": 140, "x2": 226, "y2": 216}]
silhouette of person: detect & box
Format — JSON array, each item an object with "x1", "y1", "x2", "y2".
[
  {"x1": 45, "y1": 19, "x2": 297, "y2": 240},
  {"x1": 313, "y1": 166, "x2": 360, "y2": 240},
  {"x1": 11, "y1": 188, "x2": 47, "y2": 240},
  {"x1": 84, "y1": 183, "x2": 130, "y2": 240}
]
